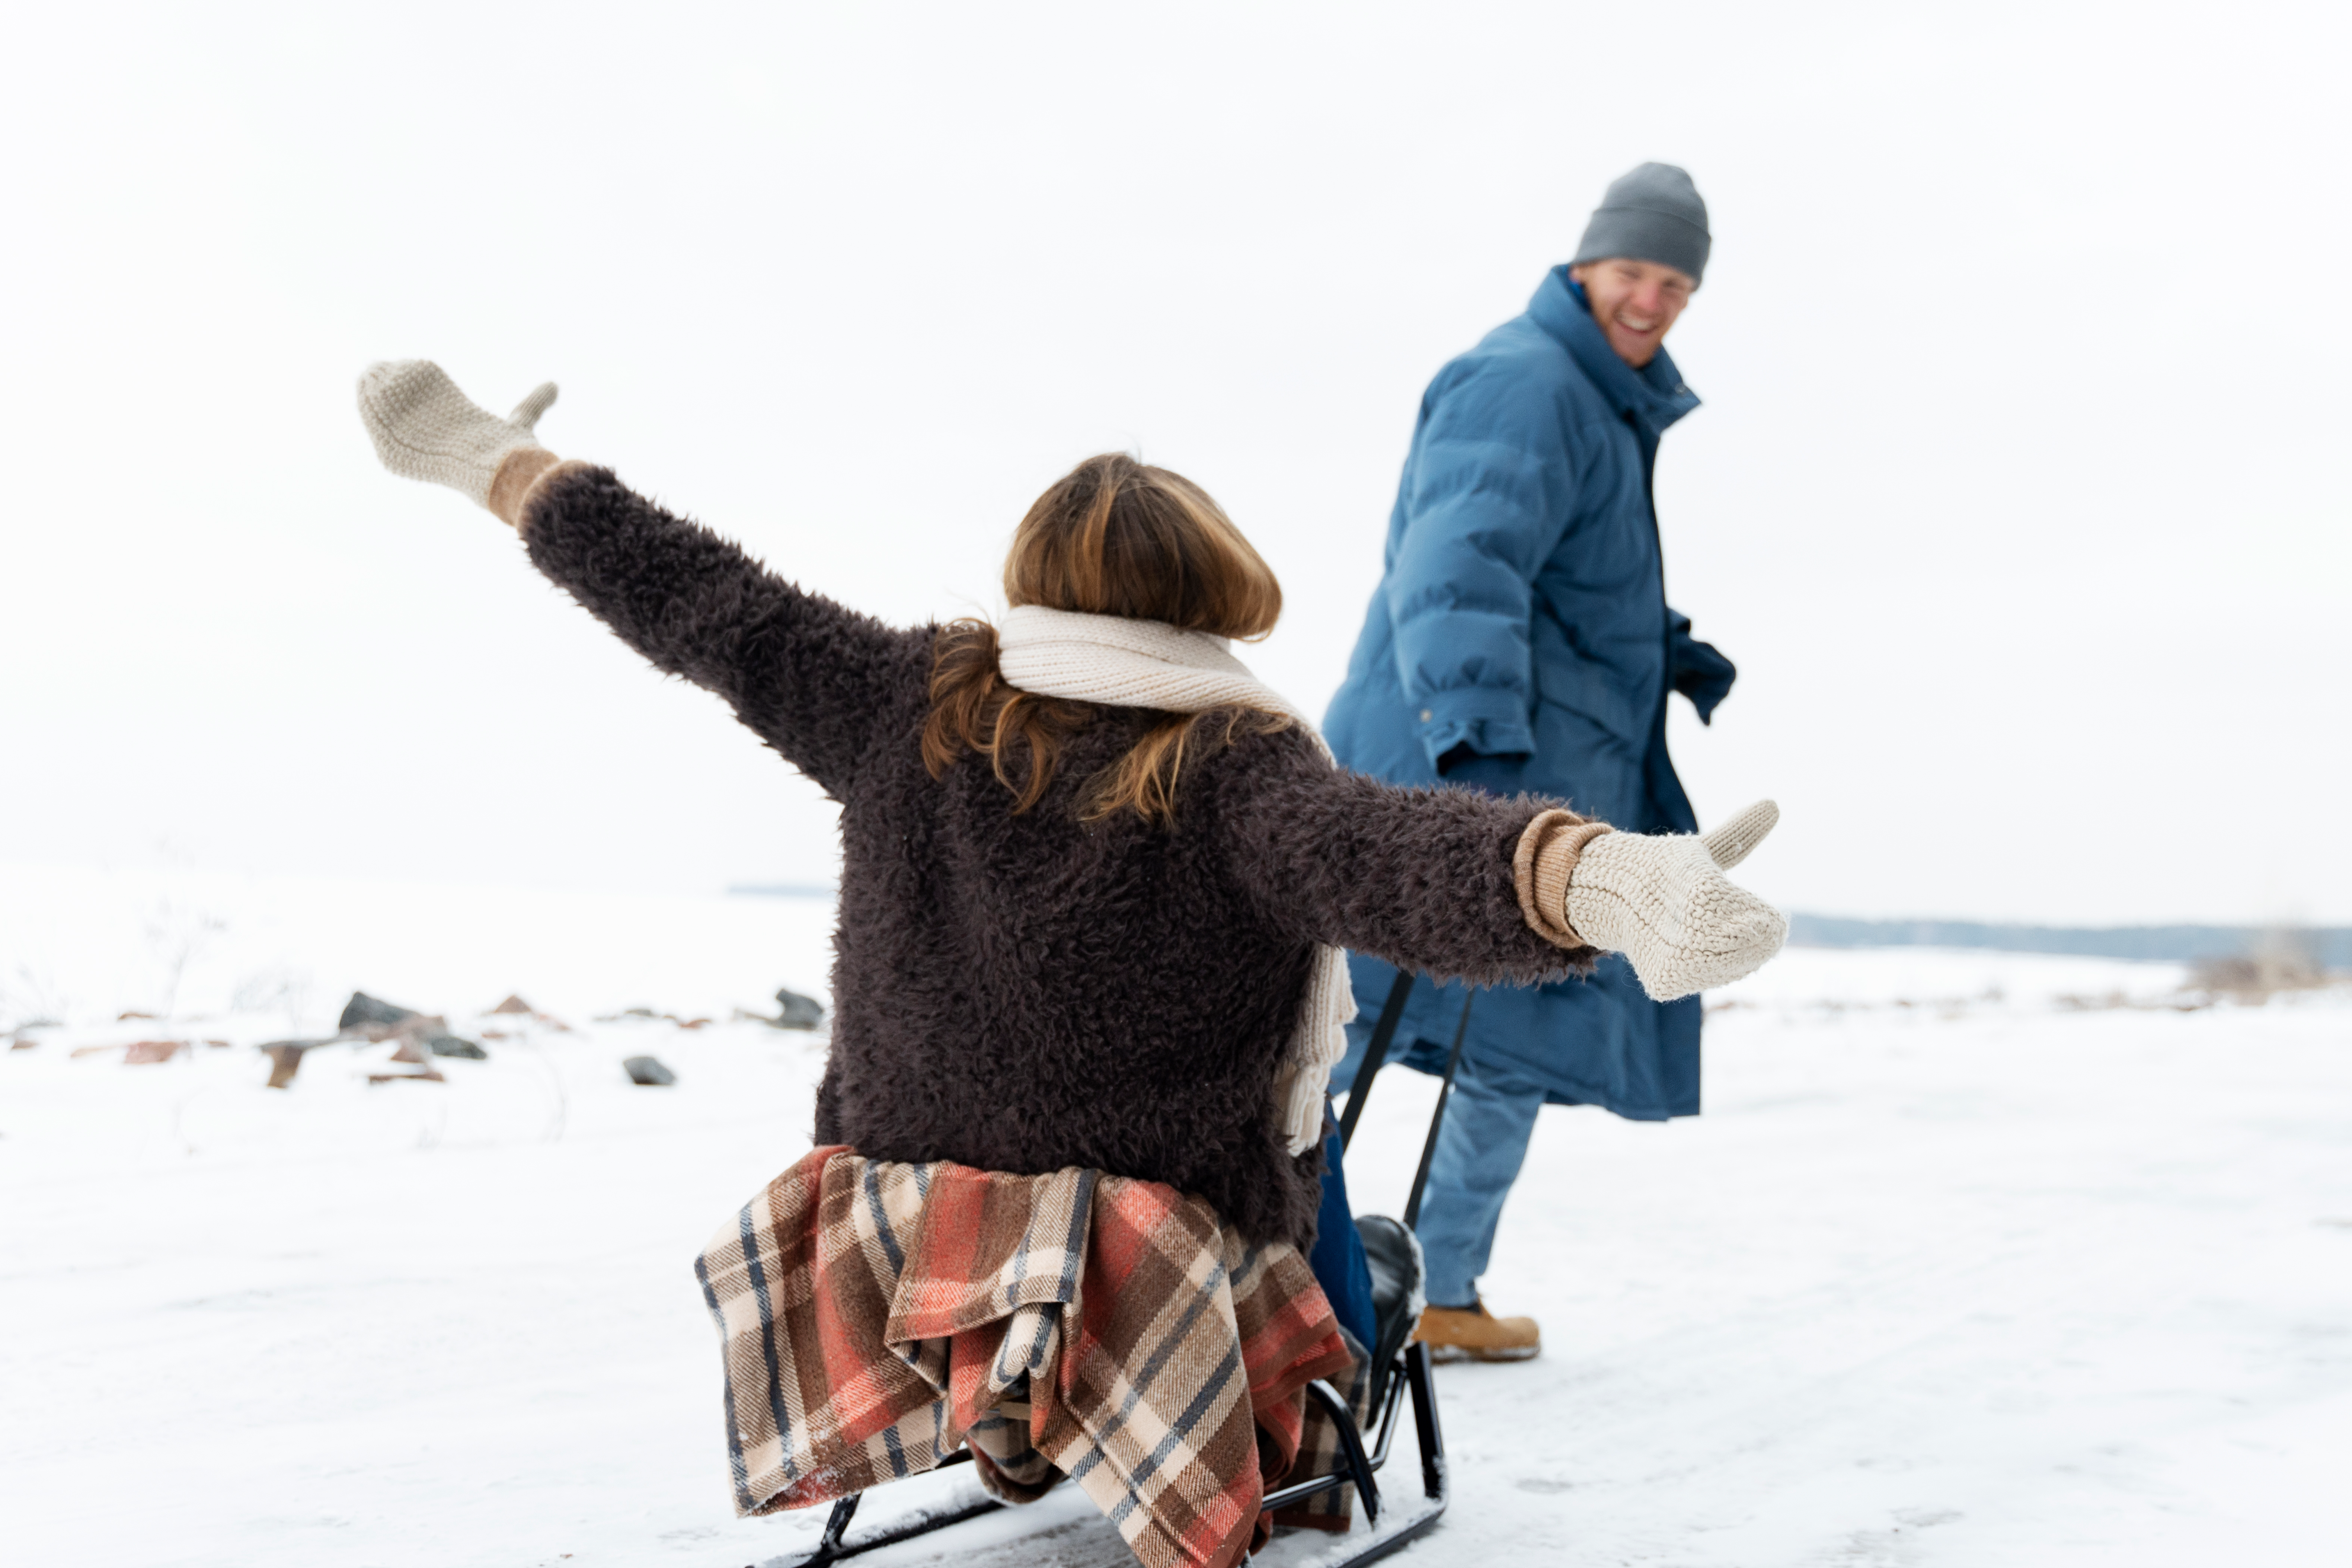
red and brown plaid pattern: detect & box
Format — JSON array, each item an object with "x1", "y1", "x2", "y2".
[
  {"x1": 1267, "y1": 1335, "x2": 1378, "y2": 1533},
  {"x1": 695, "y1": 1147, "x2": 1357, "y2": 1568}
]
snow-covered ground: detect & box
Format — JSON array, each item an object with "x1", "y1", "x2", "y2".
[{"x1": 4, "y1": 864, "x2": 2348, "y2": 1567}]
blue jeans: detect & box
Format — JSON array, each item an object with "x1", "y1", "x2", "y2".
[
  {"x1": 1307, "y1": 1110, "x2": 1378, "y2": 1353},
  {"x1": 1332, "y1": 1034, "x2": 1548, "y2": 1309}
]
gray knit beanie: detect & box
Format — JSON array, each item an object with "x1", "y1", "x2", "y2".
[{"x1": 1571, "y1": 163, "x2": 1710, "y2": 285}]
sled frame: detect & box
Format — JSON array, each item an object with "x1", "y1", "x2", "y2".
[
  {"x1": 774, "y1": 969, "x2": 1459, "y2": 1568},
  {"x1": 780, "y1": 1339, "x2": 1446, "y2": 1568}
]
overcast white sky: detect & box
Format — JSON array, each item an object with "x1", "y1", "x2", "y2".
[{"x1": 2, "y1": 1, "x2": 2346, "y2": 924}]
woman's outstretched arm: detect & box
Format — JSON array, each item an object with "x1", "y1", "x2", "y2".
[
  {"x1": 1208, "y1": 725, "x2": 1785, "y2": 1001},
  {"x1": 515, "y1": 462, "x2": 925, "y2": 795},
  {"x1": 1208, "y1": 726, "x2": 1589, "y2": 986},
  {"x1": 357, "y1": 361, "x2": 926, "y2": 795}
]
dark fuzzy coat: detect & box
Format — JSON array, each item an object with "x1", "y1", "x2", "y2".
[{"x1": 523, "y1": 465, "x2": 1592, "y2": 1248}]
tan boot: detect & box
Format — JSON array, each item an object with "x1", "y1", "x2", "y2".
[{"x1": 1413, "y1": 1299, "x2": 1540, "y2": 1363}]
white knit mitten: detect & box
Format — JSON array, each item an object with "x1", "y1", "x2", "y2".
[
  {"x1": 357, "y1": 360, "x2": 557, "y2": 508},
  {"x1": 1564, "y1": 800, "x2": 1787, "y2": 1000}
]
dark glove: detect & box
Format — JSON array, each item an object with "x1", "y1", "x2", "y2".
[
  {"x1": 1668, "y1": 613, "x2": 1737, "y2": 724},
  {"x1": 1435, "y1": 744, "x2": 1530, "y2": 797}
]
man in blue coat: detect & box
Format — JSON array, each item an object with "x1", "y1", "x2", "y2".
[{"x1": 1324, "y1": 163, "x2": 1739, "y2": 1361}]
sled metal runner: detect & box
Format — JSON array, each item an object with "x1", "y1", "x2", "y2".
[
  {"x1": 773, "y1": 971, "x2": 1457, "y2": 1568},
  {"x1": 783, "y1": 1341, "x2": 1447, "y2": 1568}
]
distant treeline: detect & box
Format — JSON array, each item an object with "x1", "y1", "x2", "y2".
[
  {"x1": 1789, "y1": 916, "x2": 2352, "y2": 968},
  {"x1": 730, "y1": 882, "x2": 2349, "y2": 968}
]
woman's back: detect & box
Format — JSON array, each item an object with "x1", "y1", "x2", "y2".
[
  {"x1": 520, "y1": 462, "x2": 1591, "y2": 1246},
  {"x1": 835, "y1": 703, "x2": 1330, "y2": 1244}
]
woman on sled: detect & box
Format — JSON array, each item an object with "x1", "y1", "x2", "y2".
[{"x1": 356, "y1": 361, "x2": 1785, "y2": 1568}]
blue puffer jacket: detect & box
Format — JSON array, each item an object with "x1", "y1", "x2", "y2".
[{"x1": 1323, "y1": 265, "x2": 1736, "y2": 1119}]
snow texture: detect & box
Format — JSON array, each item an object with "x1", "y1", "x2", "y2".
[{"x1": 3, "y1": 864, "x2": 2347, "y2": 1566}]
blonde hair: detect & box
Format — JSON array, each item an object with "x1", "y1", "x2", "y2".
[{"x1": 923, "y1": 453, "x2": 1289, "y2": 824}]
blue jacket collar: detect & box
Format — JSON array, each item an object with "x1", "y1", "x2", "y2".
[{"x1": 1526, "y1": 265, "x2": 1700, "y2": 434}]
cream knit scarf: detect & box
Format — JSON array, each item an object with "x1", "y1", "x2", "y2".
[{"x1": 996, "y1": 604, "x2": 1357, "y2": 1157}]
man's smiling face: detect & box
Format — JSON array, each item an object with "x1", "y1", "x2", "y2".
[{"x1": 1567, "y1": 257, "x2": 1696, "y2": 368}]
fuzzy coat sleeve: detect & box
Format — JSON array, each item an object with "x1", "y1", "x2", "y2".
[
  {"x1": 518, "y1": 465, "x2": 928, "y2": 797},
  {"x1": 1204, "y1": 724, "x2": 1598, "y2": 986}
]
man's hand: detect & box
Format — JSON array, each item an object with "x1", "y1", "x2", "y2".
[
  {"x1": 1436, "y1": 744, "x2": 1530, "y2": 796},
  {"x1": 1564, "y1": 800, "x2": 1786, "y2": 999},
  {"x1": 357, "y1": 360, "x2": 557, "y2": 511}
]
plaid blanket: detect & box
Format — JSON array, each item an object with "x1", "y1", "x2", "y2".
[{"x1": 694, "y1": 1147, "x2": 1358, "y2": 1568}]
